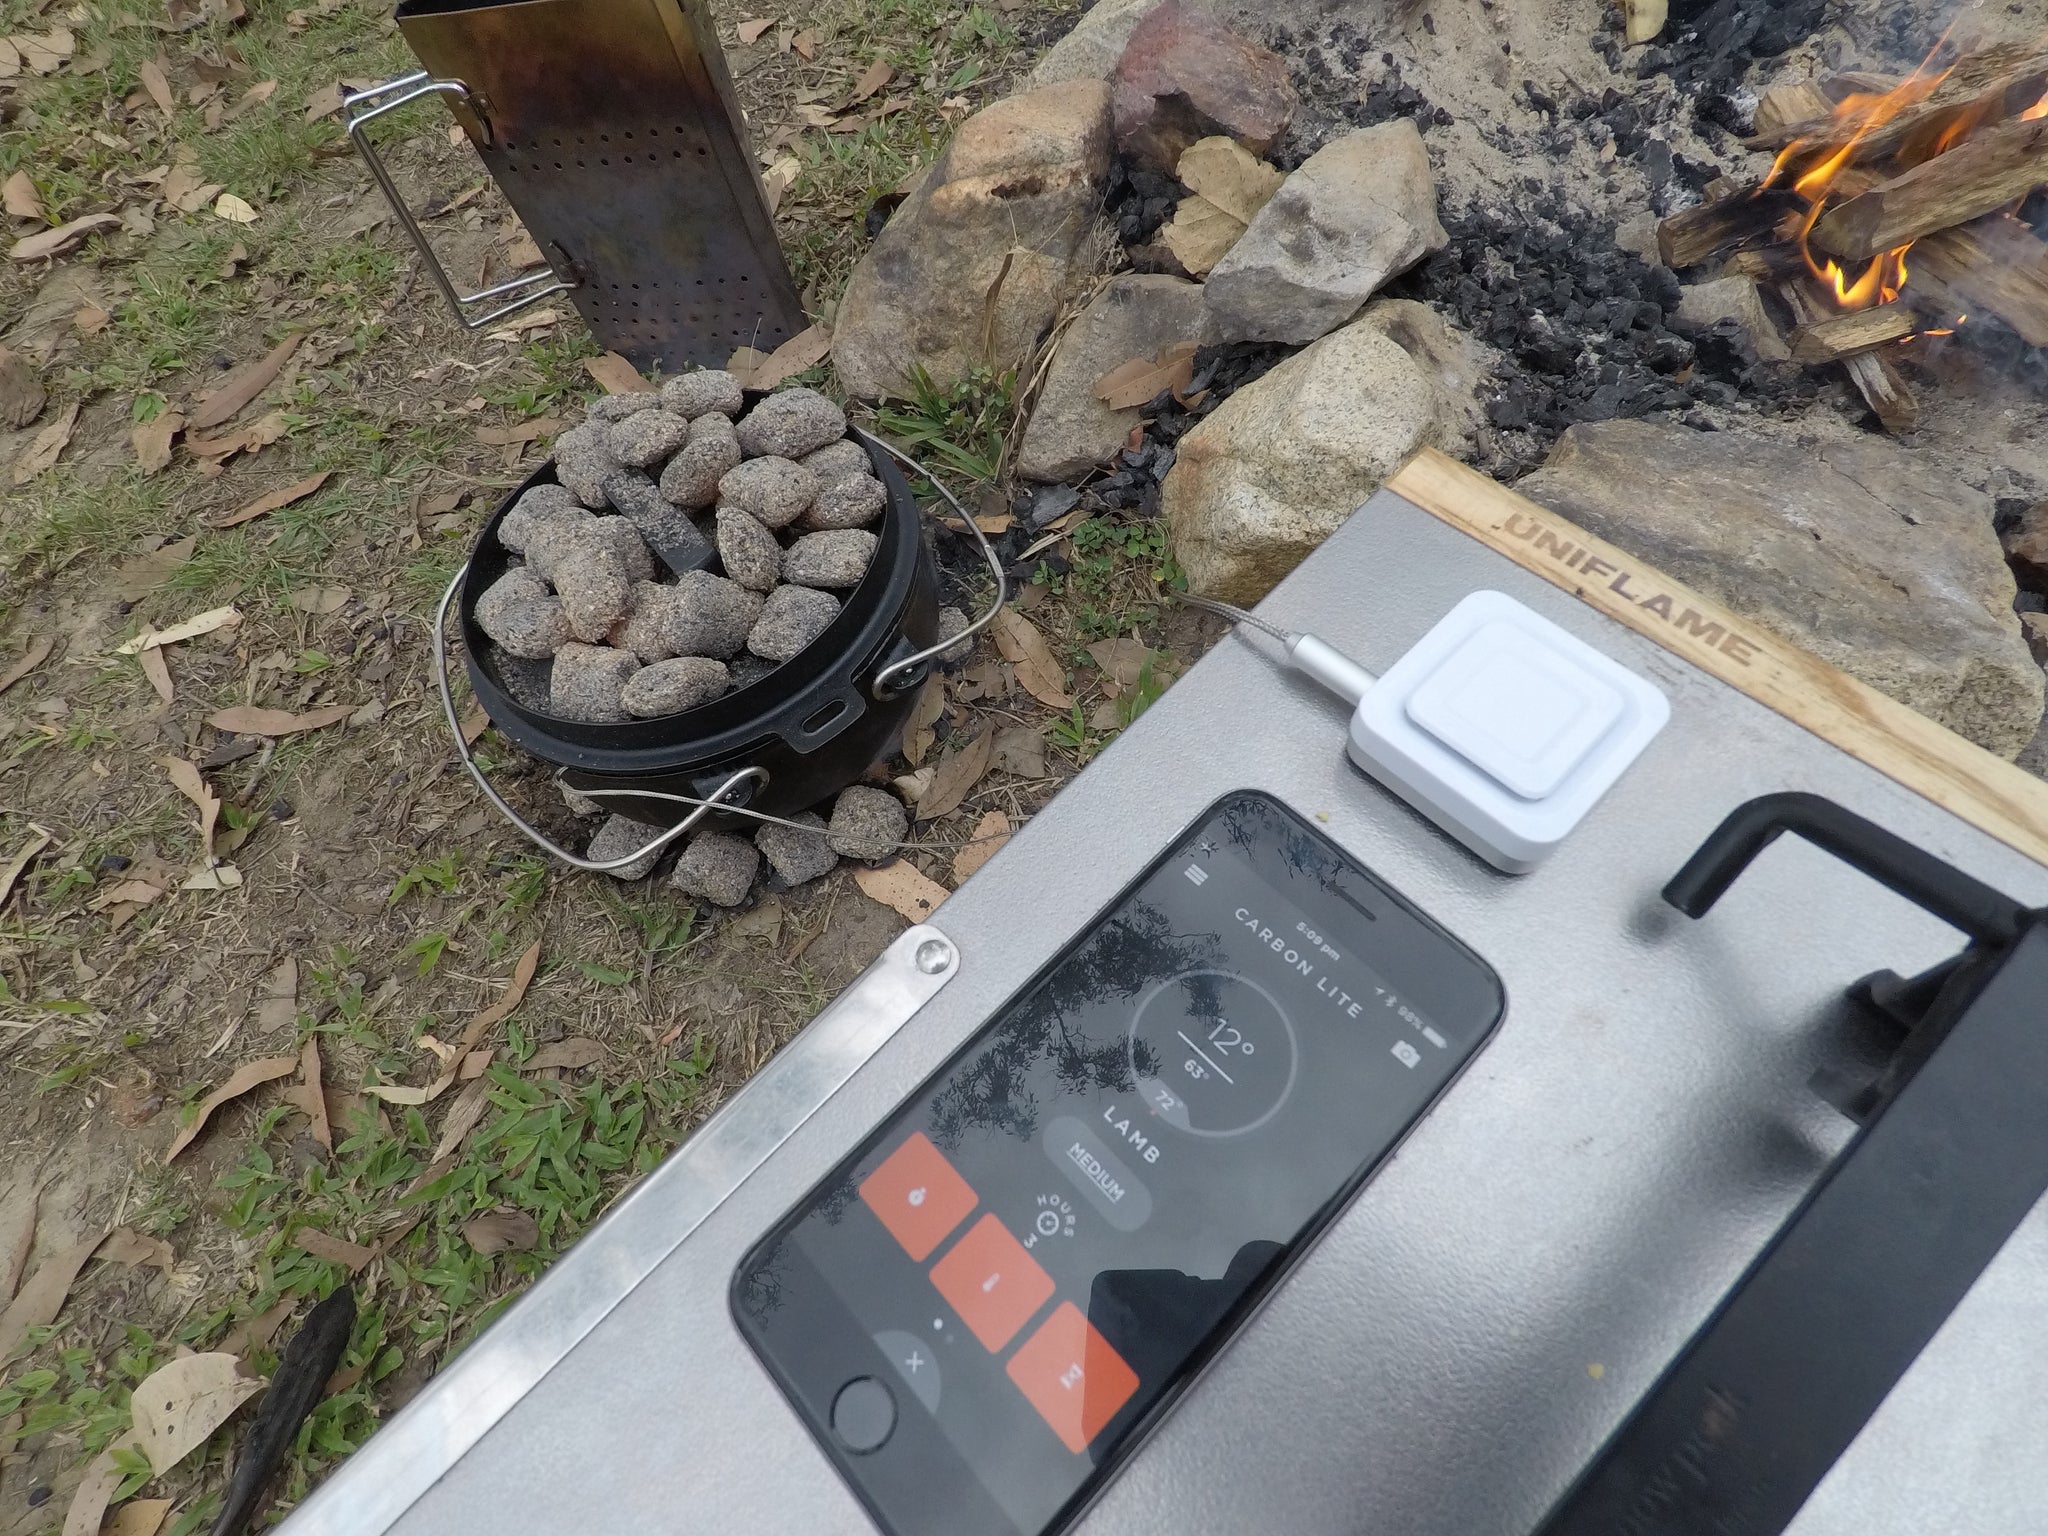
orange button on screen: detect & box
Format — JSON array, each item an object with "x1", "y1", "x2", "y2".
[
  {"x1": 858, "y1": 1131, "x2": 977, "y2": 1262},
  {"x1": 1006, "y1": 1302, "x2": 1140, "y2": 1454},
  {"x1": 929, "y1": 1214, "x2": 1055, "y2": 1352}
]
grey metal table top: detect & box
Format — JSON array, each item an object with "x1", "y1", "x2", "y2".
[{"x1": 282, "y1": 487, "x2": 2048, "y2": 1536}]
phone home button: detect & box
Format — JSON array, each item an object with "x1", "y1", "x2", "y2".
[{"x1": 831, "y1": 1376, "x2": 897, "y2": 1454}]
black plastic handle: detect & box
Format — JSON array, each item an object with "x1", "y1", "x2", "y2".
[{"x1": 1663, "y1": 791, "x2": 2027, "y2": 945}]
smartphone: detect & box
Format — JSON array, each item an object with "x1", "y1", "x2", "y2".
[{"x1": 732, "y1": 790, "x2": 1506, "y2": 1536}]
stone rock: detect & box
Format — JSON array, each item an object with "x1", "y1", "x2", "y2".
[
  {"x1": 1016, "y1": 273, "x2": 1206, "y2": 482},
  {"x1": 550, "y1": 642, "x2": 641, "y2": 724},
  {"x1": 499, "y1": 483, "x2": 585, "y2": 553},
  {"x1": 749, "y1": 584, "x2": 841, "y2": 660},
  {"x1": 2005, "y1": 502, "x2": 2048, "y2": 593},
  {"x1": 661, "y1": 370, "x2": 746, "y2": 419},
  {"x1": 1670, "y1": 275, "x2": 1791, "y2": 364},
  {"x1": 475, "y1": 568, "x2": 570, "y2": 659},
  {"x1": 1030, "y1": 0, "x2": 1164, "y2": 85},
  {"x1": 660, "y1": 433, "x2": 744, "y2": 511},
  {"x1": 665, "y1": 571, "x2": 763, "y2": 660},
  {"x1": 756, "y1": 811, "x2": 838, "y2": 885},
  {"x1": 587, "y1": 814, "x2": 668, "y2": 881},
  {"x1": 589, "y1": 393, "x2": 661, "y2": 423},
  {"x1": 715, "y1": 507, "x2": 785, "y2": 592},
  {"x1": 801, "y1": 438, "x2": 872, "y2": 486},
  {"x1": 2022, "y1": 611, "x2": 2048, "y2": 669},
  {"x1": 828, "y1": 785, "x2": 909, "y2": 862},
  {"x1": 833, "y1": 80, "x2": 1114, "y2": 400},
  {"x1": 621, "y1": 656, "x2": 731, "y2": 716},
  {"x1": 607, "y1": 409, "x2": 690, "y2": 469},
  {"x1": 608, "y1": 582, "x2": 682, "y2": 663},
  {"x1": 1203, "y1": 122, "x2": 1447, "y2": 346},
  {"x1": 1163, "y1": 313, "x2": 1454, "y2": 603},
  {"x1": 1109, "y1": 0, "x2": 1295, "y2": 173},
  {"x1": 551, "y1": 541, "x2": 634, "y2": 643},
  {"x1": 669, "y1": 831, "x2": 759, "y2": 907},
  {"x1": 1519, "y1": 421, "x2": 2045, "y2": 759},
  {"x1": 1352, "y1": 299, "x2": 1491, "y2": 453},
  {"x1": 719, "y1": 456, "x2": 819, "y2": 529},
  {"x1": 804, "y1": 473, "x2": 887, "y2": 530},
  {"x1": 736, "y1": 387, "x2": 846, "y2": 459},
  {"x1": 936, "y1": 605, "x2": 974, "y2": 662},
  {"x1": 562, "y1": 781, "x2": 603, "y2": 817},
  {"x1": 783, "y1": 529, "x2": 878, "y2": 588}
]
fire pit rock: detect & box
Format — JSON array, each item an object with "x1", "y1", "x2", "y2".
[
  {"x1": 832, "y1": 79, "x2": 1116, "y2": 400},
  {"x1": 1030, "y1": 0, "x2": 1164, "y2": 87},
  {"x1": 1163, "y1": 301, "x2": 1479, "y2": 603},
  {"x1": 1520, "y1": 420, "x2": 2046, "y2": 760},
  {"x1": 1017, "y1": 273, "x2": 1206, "y2": 482},
  {"x1": 1109, "y1": 0, "x2": 1296, "y2": 173},
  {"x1": 1203, "y1": 120, "x2": 1447, "y2": 346}
]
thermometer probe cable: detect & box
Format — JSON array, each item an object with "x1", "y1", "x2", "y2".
[{"x1": 1175, "y1": 593, "x2": 1379, "y2": 709}]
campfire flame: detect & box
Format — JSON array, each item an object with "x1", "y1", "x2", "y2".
[
  {"x1": 2023, "y1": 88, "x2": 2048, "y2": 123},
  {"x1": 1761, "y1": 41, "x2": 1956, "y2": 312}
]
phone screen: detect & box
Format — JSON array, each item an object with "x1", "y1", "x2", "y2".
[{"x1": 733, "y1": 791, "x2": 1505, "y2": 1536}]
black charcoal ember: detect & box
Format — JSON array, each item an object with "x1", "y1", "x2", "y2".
[
  {"x1": 827, "y1": 785, "x2": 908, "y2": 862},
  {"x1": 498, "y1": 483, "x2": 583, "y2": 553},
  {"x1": 587, "y1": 813, "x2": 667, "y2": 880},
  {"x1": 608, "y1": 582, "x2": 681, "y2": 663},
  {"x1": 719, "y1": 456, "x2": 819, "y2": 529},
  {"x1": 607, "y1": 409, "x2": 691, "y2": 469},
  {"x1": 1027, "y1": 484, "x2": 1081, "y2": 529},
  {"x1": 665, "y1": 570, "x2": 764, "y2": 660},
  {"x1": 715, "y1": 507, "x2": 783, "y2": 592},
  {"x1": 662, "y1": 369, "x2": 745, "y2": 420},
  {"x1": 493, "y1": 650, "x2": 554, "y2": 712},
  {"x1": 802, "y1": 473, "x2": 886, "y2": 530},
  {"x1": 475, "y1": 568, "x2": 571, "y2": 659},
  {"x1": 800, "y1": 438, "x2": 870, "y2": 486},
  {"x1": 588, "y1": 393, "x2": 661, "y2": 423},
  {"x1": 660, "y1": 434, "x2": 744, "y2": 511},
  {"x1": 736, "y1": 387, "x2": 847, "y2": 459},
  {"x1": 747, "y1": 584, "x2": 840, "y2": 661},
  {"x1": 668, "y1": 830, "x2": 759, "y2": 907},
  {"x1": 584, "y1": 515, "x2": 655, "y2": 583},
  {"x1": 621, "y1": 656, "x2": 732, "y2": 716},
  {"x1": 756, "y1": 811, "x2": 837, "y2": 885},
  {"x1": 550, "y1": 642, "x2": 641, "y2": 723},
  {"x1": 782, "y1": 529, "x2": 877, "y2": 589},
  {"x1": 551, "y1": 542, "x2": 635, "y2": 643}
]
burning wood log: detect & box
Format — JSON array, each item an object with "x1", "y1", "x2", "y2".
[
  {"x1": 1787, "y1": 303, "x2": 1918, "y2": 363},
  {"x1": 1779, "y1": 282, "x2": 1919, "y2": 433},
  {"x1": 1810, "y1": 116, "x2": 2048, "y2": 261},
  {"x1": 1749, "y1": 45, "x2": 2048, "y2": 167},
  {"x1": 1656, "y1": 188, "x2": 1803, "y2": 270},
  {"x1": 1754, "y1": 82, "x2": 1833, "y2": 140},
  {"x1": 1907, "y1": 216, "x2": 2048, "y2": 347}
]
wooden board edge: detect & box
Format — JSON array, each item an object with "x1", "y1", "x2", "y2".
[{"x1": 1384, "y1": 447, "x2": 2048, "y2": 870}]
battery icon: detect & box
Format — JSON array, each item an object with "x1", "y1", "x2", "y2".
[{"x1": 1184, "y1": 864, "x2": 1209, "y2": 886}]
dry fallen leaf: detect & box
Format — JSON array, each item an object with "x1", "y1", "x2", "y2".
[
  {"x1": 225, "y1": 78, "x2": 277, "y2": 119},
  {"x1": 97, "y1": 1227, "x2": 175, "y2": 1274},
  {"x1": 11, "y1": 400, "x2": 78, "y2": 485},
  {"x1": 188, "y1": 332, "x2": 302, "y2": 431},
  {"x1": 62, "y1": 1437, "x2": 134, "y2": 1536},
  {"x1": 288, "y1": 1037, "x2": 331, "y2": 1149},
  {"x1": 364, "y1": 939, "x2": 539, "y2": 1107},
  {"x1": 853, "y1": 861, "x2": 950, "y2": 923},
  {"x1": 0, "y1": 344, "x2": 44, "y2": 429},
  {"x1": 219, "y1": 1297, "x2": 295, "y2": 1361},
  {"x1": 916, "y1": 727, "x2": 993, "y2": 822},
  {"x1": 106, "y1": 1498, "x2": 172, "y2": 1536},
  {"x1": 73, "y1": 303, "x2": 110, "y2": 335},
  {"x1": 164, "y1": 1055, "x2": 297, "y2": 1161},
  {"x1": 846, "y1": 58, "x2": 892, "y2": 103},
  {"x1": 139, "y1": 57, "x2": 175, "y2": 115},
  {"x1": 523, "y1": 1038, "x2": 604, "y2": 1072},
  {"x1": 430, "y1": 1075, "x2": 493, "y2": 1162},
  {"x1": 0, "y1": 635, "x2": 54, "y2": 696},
  {"x1": 462, "y1": 1210, "x2": 539, "y2": 1254},
  {"x1": 293, "y1": 1227, "x2": 374, "y2": 1271},
  {"x1": 254, "y1": 956, "x2": 299, "y2": 1034},
  {"x1": 138, "y1": 644, "x2": 174, "y2": 704},
  {"x1": 736, "y1": 15, "x2": 774, "y2": 43},
  {"x1": 0, "y1": 1229, "x2": 108, "y2": 1365},
  {"x1": 86, "y1": 878, "x2": 168, "y2": 914},
  {"x1": 186, "y1": 407, "x2": 289, "y2": 462},
  {"x1": 1159, "y1": 193, "x2": 1246, "y2": 278},
  {"x1": 0, "y1": 824, "x2": 51, "y2": 908},
  {"x1": 117, "y1": 606, "x2": 240, "y2": 654},
  {"x1": 130, "y1": 1353, "x2": 264, "y2": 1474},
  {"x1": 14, "y1": 28, "x2": 73, "y2": 75},
  {"x1": 286, "y1": 584, "x2": 350, "y2": 616},
  {"x1": 952, "y1": 809, "x2": 1012, "y2": 883},
  {"x1": 475, "y1": 416, "x2": 562, "y2": 447},
  {"x1": 160, "y1": 756, "x2": 220, "y2": 858},
  {"x1": 0, "y1": 1192, "x2": 35, "y2": 1304},
  {"x1": 213, "y1": 191, "x2": 258, "y2": 224},
  {"x1": 181, "y1": 863, "x2": 243, "y2": 893},
  {"x1": 208, "y1": 468, "x2": 330, "y2": 528},
  {"x1": 304, "y1": 80, "x2": 343, "y2": 121},
  {"x1": 207, "y1": 702, "x2": 354, "y2": 736},
  {"x1": 111, "y1": 536, "x2": 196, "y2": 601},
  {"x1": 1094, "y1": 343, "x2": 1198, "y2": 411},
  {"x1": 990, "y1": 607, "x2": 1074, "y2": 709},
  {"x1": 131, "y1": 408, "x2": 184, "y2": 473},
  {"x1": 746, "y1": 324, "x2": 833, "y2": 391},
  {"x1": 761, "y1": 154, "x2": 801, "y2": 214},
  {"x1": 903, "y1": 675, "x2": 945, "y2": 767},
  {"x1": 1625, "y1": 0, "x2": 1668, "y2": 43},
  {"x1": 790, "y1": 26, "x2": 817, "y2": 58},
  {"x1": 10, "y1": 213, "x2": 121, "y2": 262},
  {"x1": 727, "y1": 344, "x2": 770, "y2": 379},
  {"x1": 1175, "y1": 135, "x2": 1286, "y2": 226},
  {"x1": 584, "y1": 351, "x2": 653, "y2": 394},
  {"x1": 0, "y1": 37, "x2": 16, "y2": 80},
  {"x1": 3, "y1": 170, "x2": 42, "y2": 220}
]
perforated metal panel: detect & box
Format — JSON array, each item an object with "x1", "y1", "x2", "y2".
[{"x1": 394, "y1": 0, "x2": 804, "y2": 370}]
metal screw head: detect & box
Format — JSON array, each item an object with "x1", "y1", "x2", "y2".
[{"x1": 914, "y1": 938, "x2": 953, "y2": 975}]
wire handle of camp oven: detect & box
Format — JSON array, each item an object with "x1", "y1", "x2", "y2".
[
  {"x1": 857, "y1": 429, "x2": 1008, "y2": 701},
  {"x1": 433, "y1": 567, "x2": 767, "y2": 871},
  {"x1": 342, "y1": 73, "x2": 578, "y2": 332}
]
